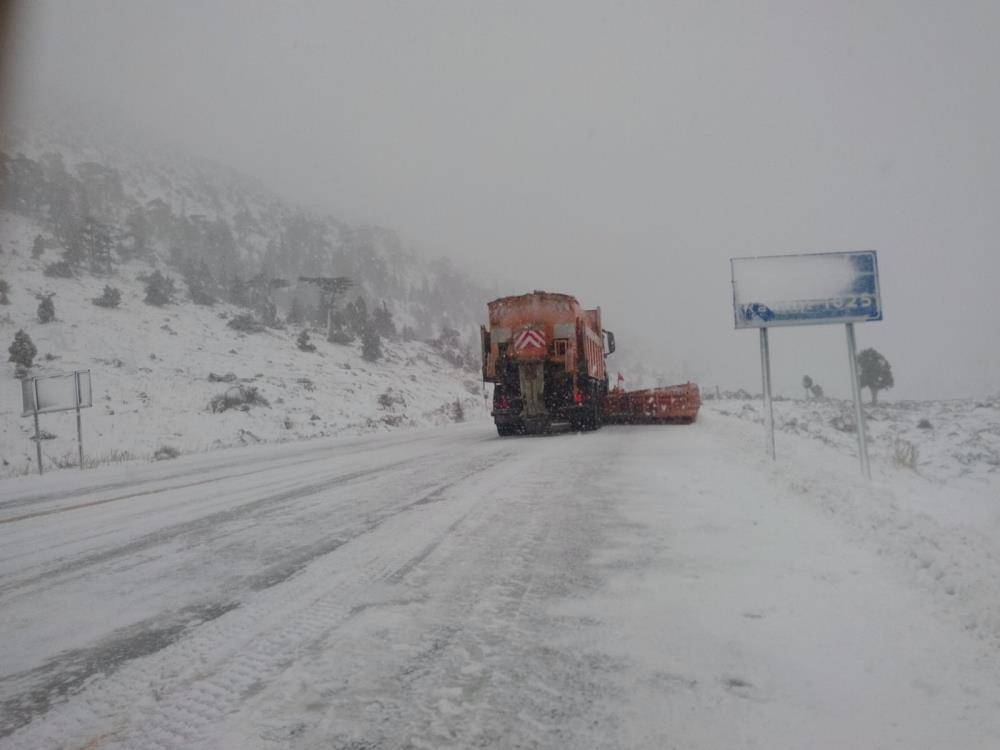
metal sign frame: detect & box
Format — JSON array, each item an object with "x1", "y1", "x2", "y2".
[
  {"x1": 731, "y1": 252, "x2": 881, "y2": 478},
  {"x1": 20, "y1": 370, "x2": 92, "y2": 475}
]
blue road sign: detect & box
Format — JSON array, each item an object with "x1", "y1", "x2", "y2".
[{"x1": 731, "y1": 251, "x2": 882, "y2": 329}]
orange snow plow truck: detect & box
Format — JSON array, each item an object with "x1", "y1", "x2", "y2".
[{"x1": 481, "y1": 290, "x2": 700, "y2": 436}]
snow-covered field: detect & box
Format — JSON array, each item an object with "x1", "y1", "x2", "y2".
[
  {"x1": 1, "y1": 396, "x2": 998, "y2": 749},
  {"x1": 1, "y1": 211, "x2": 486, "y2": 479}
]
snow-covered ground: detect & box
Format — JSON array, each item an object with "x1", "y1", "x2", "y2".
[
  {"x1": 1, "y1": 211, "x2": 486, "y2": 479},
  {"x1": 1, "y1": 398, "x2": 999, "y2": 749}
]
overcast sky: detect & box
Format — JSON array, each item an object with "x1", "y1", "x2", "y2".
[{"x1": 7, "y1": 0, "x2": 1000, "y2": 399}]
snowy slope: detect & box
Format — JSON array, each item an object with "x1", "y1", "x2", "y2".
[
  {"x1": 1, "y1": 210, "x2": 487, "y2": 478},
  {"x1": 2, "y1": 117, "x2": 495, "y2": 346},
  {"x1": 704, "y1": 393, "x2": 1000, "y2": 483}
]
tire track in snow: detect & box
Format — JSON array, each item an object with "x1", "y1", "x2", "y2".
[
  {"x1": 0, "y1": 443, "x2": 521, "y2": 748},
  {"x1": 0, "y1": 458, "x2": 417, "y2": 597},
  {"x1": 217, "y1": 434, "x2": 626, "y2": 749}
]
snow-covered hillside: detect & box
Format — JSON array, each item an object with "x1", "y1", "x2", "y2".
[
  {"x1": 0, "y1": 210, "x2": 487, "y2": 479},
  {"x1": 1, "y1": 117, "x2": 496, "y2": 345}
]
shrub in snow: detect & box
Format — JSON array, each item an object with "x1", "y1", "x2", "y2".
[
  {"x1": 361, "y1": 326, "x2": 382, "y2": 361},
  {"x1": 37, "y1": 294, "x2": 55, "y2": 323},
  {"x1": 829, "y1": 415, "x2": 855, "y2": 433},
  {"x1": 378, "y1": 389, "x2": 405, "y2": 409},
  {"x1": 810, "y1": 383, "x2": 824, "y2": 399},
  {"x1": 893, "y1": 439, "x2": 919, "y2": 470},
  {"x1": 143, "y1": 270, "x2": 176, "y2": 306},
  {"x1": 209, "y1": 385, "x2": 269, "y2": 412},
  {"x1": 296, "y1": 329, "x2": 316, "y2": 352},
  {"x1": 207, "y1": 371, "x2": 238, "y2": 383},
  {"x1": 0, "y1": 277, "x2": 9, "y2": 304},
  {"x1": 153, "y1": 445, "x2": 180, "y2": 461},
  {"x1": 327, "y1": 326, "x2": 353, "y2": 345},
  {"x1": 8, "y1": 330, "x2": 37, "y2": 369},
  {"x1": 93, "y1": 285, "x2": 122, "y2": 308},
  {"x1": 917, "y1": 418, "x2": 933, "y2": 429},
  {"x1": 452, "y1": 398, "x2": 465, "y2": 422},
  {"x1": 228, "y1": 313, "x2": 265, "y2": 333},
  {"x1": 43, "y1": 261, "x2": 74, "y2": 278},
  {"x1": 31, "y1": 235, "x2": 45, "y2": 259}
]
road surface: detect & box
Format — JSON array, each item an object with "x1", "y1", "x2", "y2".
[{"x1": 1, "y1": 415, "x2": 999, "y2": 749}]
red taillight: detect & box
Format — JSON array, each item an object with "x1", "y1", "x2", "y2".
[
  {"x1": 498, "y1": 396, "x2": 510, "y2": 409},
  {"x1": 573, "y1": 390, "x2": 584, "y2": 405}
]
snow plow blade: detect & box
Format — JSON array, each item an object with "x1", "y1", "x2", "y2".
[{"x1": 602, "y1": 383, "x2": 701, "y2": 424}]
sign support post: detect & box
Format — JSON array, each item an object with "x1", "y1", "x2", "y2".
[
  {"x1": 75, "y1": 371, "x2": 84, "y2": 470},
  {"x1": 845, "y1": 323, "x2": 871, "y2": 479},
  {"x1": 32, "y1": 379, "x2": 43, "y2": 476},
  {"x1": 759, "y1": 327, "x2": 775, "y2": 459},
  {"x1": 731, "y1": 251, "x2": 882, "y2": 477}
]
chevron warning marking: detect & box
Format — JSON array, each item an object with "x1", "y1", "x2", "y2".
[{"x1": 513, "y1": 329, "x2": 546, "y2": 351}]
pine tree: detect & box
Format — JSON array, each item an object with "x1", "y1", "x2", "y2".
[
  {"x1": 288, "y1": 296, "x2": 305, "y2": 325},
  {"x1": 374, "y1": 301, "x2": 396, "y2": 339},
  {"x1": 857, "y1": 348, "x2": 894, "y2": 404},
  {"x1": 184, "y1": 260, "x2": 215, "y2": 305},
  {"x1": 361, "y1": 325, "x2": 382, "y2": 361},
  {"x1": 8, "y1": 329, "x2": 37, "y2": 369},
  {"x1": 144, "y1": 270, "x2": 176, "y2": 306},
  {"x1": 228, "y1": 274, "x2": 249, "y2": 307},
  {"x1": 347, "y1": 297, "x2": 369, "y2": 336},
  {"x1": 31, "y1": 235, "x2": 44, "y2": 259},
  {"x1": 0, "y1": 277, "x2": 8, "y2": 304},
  {"x1": 296, "y1": 329, "x2": 316, "y2": 352},
  {"x1": 124, "y1": 206, "x2": 149, "y2": 259},
  {"x1": 79, "y1": 216, "x2": 114, "y2": 274},
  {"x1": 802, "y1": 375, "x2": 813, "y2": 399},
  {"x1": 37, "y1": 294, "x2": 55, "y2": 323}
]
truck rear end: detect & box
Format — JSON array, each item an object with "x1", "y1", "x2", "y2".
[{"x1": 481, "y1": 291, "x2": 612, "y2": 435}]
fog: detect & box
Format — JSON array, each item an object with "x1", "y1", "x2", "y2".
[{"x1": 6, "y1": 0, "x2": 1000, "y2": 399}]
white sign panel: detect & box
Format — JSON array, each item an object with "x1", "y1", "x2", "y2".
[
  {"x1": 731, "y1": 251, "x2": 882, "y2": 329},
  {"x1": 21, "y1": 370, "x2": 93, "y2": 416}
]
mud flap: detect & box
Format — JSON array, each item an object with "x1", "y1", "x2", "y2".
[{"x1": 518, "y1": 362, "x2": 546, "y2": 418}]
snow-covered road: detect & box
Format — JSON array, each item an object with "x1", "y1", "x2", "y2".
[{"x1": 2, "y1": 414, "x2": 999, "y2": 749}]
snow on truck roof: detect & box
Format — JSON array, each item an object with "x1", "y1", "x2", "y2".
[{"x1": 487, "y1": 292, "x2": 585, "y2": 327}]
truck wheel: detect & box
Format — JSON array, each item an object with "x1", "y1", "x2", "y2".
[{"x1": 592, "y1": 402, "x2": 603, "y2": 430}]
